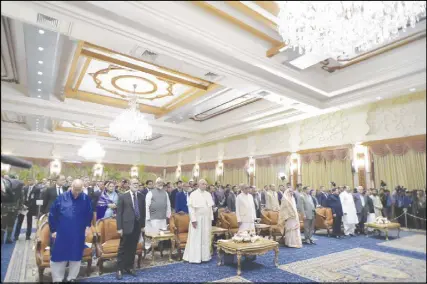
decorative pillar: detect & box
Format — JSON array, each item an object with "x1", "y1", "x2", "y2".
[
  {"x1": 354, "y1": 144, "x2": 369, "y2": 189},
  {"x1": 290, "y1": 153, "x2": 299, "y2": 188}
]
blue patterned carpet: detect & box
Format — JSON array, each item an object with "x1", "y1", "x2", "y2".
[{"x1": 2, "y1": 228, "x2": 425, "y2": 283}]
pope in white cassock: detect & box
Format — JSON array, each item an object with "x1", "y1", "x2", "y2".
[
  {"x1": 339, "y1": 186, "x2": 358, "y2": 236},
  {"x1": 183, "y1": 179, "x2": 214, "y2": 263},
  {"x1": 236, "y1": 184, "x2": 257, "y2": 232}
]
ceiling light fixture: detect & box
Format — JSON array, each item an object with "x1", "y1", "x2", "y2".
[
  {"x1": 38, "y1": 47, "x2": 44, "y2": 51},
  {"x1": 38, "y1": 81, "x2": 42, "y2": 84},
  {"x1": 409, "y1": 87, "x2": 417, "y2": 92},
  {"x1": 109, "y1": 84, "x2": 153, "y2": 143},
  {"x1": 38, "y1": 61, "x2": 43, "y2": 64},
  {"x1": 276, "y1": 2, "x2": 426, "y2": 58},
  {"x1": 37, "y1": 71, "x2": 43, "y2": 75},
  {"x1": 37, "y1": 95, "x2": 41, "y2": 98},
  {"x1": 37, "y1": 89, "x2": 41, "y2": 92},
  {"x1": 376, "y1": 97, "x2": 382, "y2": 100},
  {"x1": 38, "y1": 29, "x2": 45, "y2": 34},
  {"x1": 78, "y1": 138, "x2": 106, "y2": 161}
]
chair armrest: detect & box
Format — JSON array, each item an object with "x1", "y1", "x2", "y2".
[{"x1": 317, "y1": 213, "x2": 327, "y2": 219}]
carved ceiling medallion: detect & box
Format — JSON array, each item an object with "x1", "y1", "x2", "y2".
[{"x1": 90, "y1": 65, "x2": 175, "y2": 101}]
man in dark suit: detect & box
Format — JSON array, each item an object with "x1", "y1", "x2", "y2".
[
  {"x1": 83, "y1": 177, "x2": 100, "y2": 225},
  {"x1": 169, "y1": 180, "x2": 182, "y2": 212},
  {"x1": 14, "y1": 179, "x2": 41, "y2": 240},
  {"x1": 41, "y1": 175, "x2": 66, "y2": 214},
  {"x1": 316, "y1": 186, "x2": 329, "y2": 207},
  {"x1": 326, "y1": 188, "x2": 344, "y2": 239},
  {"x1": 226, "y1": 186, "x2": 237, "y2": 212},
  {"x1": 353, "y1": 186, "x2": 368, "y2": 235},
  {"x1": 116, "y1": 178, "x2": 145, "y2": 280}
]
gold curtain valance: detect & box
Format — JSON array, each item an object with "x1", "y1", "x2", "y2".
[
  {"x1": 301, "y1": 148, "x2": 350, "y2": 164},
  {"x1": 255, "y1": 153, "x2": 290, "y2": 167},
  {"x1": 369, "y1": 138, "x2": 426, "y2": 157}
]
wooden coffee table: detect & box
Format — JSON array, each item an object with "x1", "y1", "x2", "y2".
[
  {"x1": 144, "y1": 232, "x2": 176, "y2": 264},
  {"x1": 365, "y1": 222, "x2": 401, "y2": 241},
  {"x1": 211, "y1": 226, "x2": 228, "y2": 255},
  {"x1": 216, "y1": 238, "x2": 279, "y2": 276}
]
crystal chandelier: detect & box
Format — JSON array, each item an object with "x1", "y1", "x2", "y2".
[
  {"x1": 276, "y1": 1, "x2": 426, "y2": 58},
  {"x1": 109, "y1": 84, "x2": 153, "y2": 143},
  {"x1": 77, "y1": 138, "x2": 106, "y2": 161}
]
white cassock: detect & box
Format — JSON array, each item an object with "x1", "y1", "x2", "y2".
[
  {"x1": 144, "y1": 189, "x2": 171, "y2": 249},
  {"x1": 183, "y1": 188, "x2": 214, "y2": 263},
  {"x1": 339, "y1": 191, "x2": 358, "y2": 235},
  {"x1": 236, "y1": 193, "x2": 256, "y2": 232}
]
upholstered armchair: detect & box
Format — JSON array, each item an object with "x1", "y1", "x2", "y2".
[
  {"x1": 260, "y1": 210, "x2": 282, "y2": 241},
  {"x1": 35, "y1": 221, "x2": 95, "y2": 282},
  {"x1": 95, "y1": 217, "x2": 143, "y2": 274},
  {"x1": 218, "y1": 211, "x2": 239, "y2": 238},
  {"x1": 169, "y1": 213, "x2": 190, "y2": 260},
  {"x1": 314, "y1": 207, "x2": 333, "y2": 236}
]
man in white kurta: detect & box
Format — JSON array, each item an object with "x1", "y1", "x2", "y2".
[
  {"x1": 236, "y1": 184, "x2": 257, "y2": 232},
  {"x1": 145, "y1": 177, "x2": 171, "y2": 251},
  {"x1": 339, "y1": 186, "x2": 358, "y2": 236},
  {"x1": 183, "y1": 179, "x2": 214, "y2": 263}
]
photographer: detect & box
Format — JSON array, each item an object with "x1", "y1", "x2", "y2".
[{"x1": 1, "y1": 175, "x2": 25, "y2": 244}]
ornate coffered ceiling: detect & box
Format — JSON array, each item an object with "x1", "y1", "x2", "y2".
[{"x1": 0, "y1": 1, "x2": 425, "y2": 162}]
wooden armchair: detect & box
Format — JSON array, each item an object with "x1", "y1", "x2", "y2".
[
  {"x1": 95, "y1": 217, "x2": 143, "y2": 274},
  {"x1": 314, "y1": 207, "x2": 333, "y2": 236},
  {"x1": 35, "y1": 221, "x2": 95, "y2": 282},
  {"x1": 169, "y1": 213, "x2": 190, "y2": 260},
  {"x1": 260, "y1": 210, "x2": 282, "y2": 241},
  {"x1": 218, "y1": 211, "x2": 239, "y2": 238}
]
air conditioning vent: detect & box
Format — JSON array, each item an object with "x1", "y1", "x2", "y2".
[
  {"x1": 291, "y1": 102, "x2": 300, "y2": 106},
  {"x1": 37, "y1": 13, "x2": 59, "y2": 29},
  {"x1": 257, "y1": 91, "x2": 270, "y2": 97},
  {"x1": 204, "y1": 72, "x2": 219, "y2": 81},
  {"x1": 141, "y1": 50, "x2": 158, "y2": 62}
]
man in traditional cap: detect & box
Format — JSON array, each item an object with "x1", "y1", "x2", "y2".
[
  {"x1": 144, "y1": 177, "x2": 171, "y2": 253},
  {"x1": 183, "y1": 179, "x2": 214, "y2": 263}
]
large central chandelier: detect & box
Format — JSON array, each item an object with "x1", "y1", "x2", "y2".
[
  {"x1": 109, "y1": 84, "x2": 153, "y2": 143},
  {"x1": 276, "y1": 1, "x2": 426, "y2": 57}
]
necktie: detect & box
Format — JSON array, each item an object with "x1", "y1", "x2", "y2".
[
  {"x1": 133, "y1": 193, "x2": 140, "y2": 220},
  {"x1": 27, "y1": 186, "x2": 33, "y2": 200},
  {"x1": 57, "y1": 186, "x2": 61, "y2": 196}
]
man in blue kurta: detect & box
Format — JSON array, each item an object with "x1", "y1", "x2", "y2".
[{"x1": 48, "y1": 179, "x2": 93, "y2": 282}]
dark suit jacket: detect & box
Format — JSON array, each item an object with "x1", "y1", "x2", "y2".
[
  {"x1": 353, "y1": 193, "x2": 368, "y2": 216},
  {"x1": 316, "y1": 192, "x2": 329, "y2": 207},
  {"x1": 226, "y1": 192, "x2": 236, "y2": 212},
  {"x1": 116, "y1": 191, "x2": 146, "y2": 235},
  {"x1": 326, "y1": 194, "x2": 343, "y2": 217},
  {"x1": 42, "y1": 185, "x2": 65, "y2": 214},
  {"x1": 23, "y1": 184, "x2": 42, "y2": 215}
]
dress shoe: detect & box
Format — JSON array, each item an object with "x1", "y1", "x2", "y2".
[
  {"x1": 116, "y1": 270, "x2": 123, "y2": 280},
  {"x1": 349, "y1": 234, "x2": 355, "y2": 237},
  {"x1": 26, "y1": 236, "x2": 31, "y2": 241},
  {"x1": 125, "y1": 269, "x2": 137, "y2": 277},
  {"x1": 309, "y1": 239, "x2": 316, "y2": 244},
  {"x1": 303, "y1": 240, "x2": 311, "y2": 245}
]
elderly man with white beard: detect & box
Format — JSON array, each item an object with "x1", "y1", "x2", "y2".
[
  {"x1": 236, "y1": 184, "x2": 257, "y2": 232},
  {"x1": 340, "y1": 186, "x2": 358, "y2": 237},
  {"x1": 183, "y1": 179, "x2": 214, "y2": 263}
]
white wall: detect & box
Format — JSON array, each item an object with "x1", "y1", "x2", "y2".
[{"x1": 165, "y1": 91, "x2": 426, "y2": 165}]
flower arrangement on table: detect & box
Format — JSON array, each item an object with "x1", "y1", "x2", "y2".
[
  {"x1": 231, "y1": 230, "x2": 261, "y2": 243},
  {"x1": 375, "y1": 217, "x2": 390, "y2": 224}
]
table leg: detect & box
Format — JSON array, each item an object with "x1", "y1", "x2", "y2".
[
  {"x1": 236, "y1": 252, "x2": 242, "y2": 276},
  {"x1": 385, "y1": 229, "x2": 389, "y2": 241},
  {"x1": 211, "y1": 233, "x2": 214, "y2": 256},
  {"x1": 169, "y1": 238, "x2": 174, "y2": 262},
  {"x1": 274, "y1": 246, "x2": 279, "y2": 267},
  {"x1": 217, "y1": 248, "x2": 222, "y2": 266},
  {"x1": 152, "y1": 238, "x2": 157, "y2": 265}
]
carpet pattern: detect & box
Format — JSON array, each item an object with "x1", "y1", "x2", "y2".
[
  {"x1": 378, "y1": 234, "x2": 427, "y2": 253},
  {"x1": 2, "y1": 221, "x2": 426, "y2": 283},
  {"x1": 279, "y1": 248, "x2": 426, "y2": 282}
]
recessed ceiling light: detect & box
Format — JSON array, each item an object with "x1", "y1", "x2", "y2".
[
  {"x1": 37, "y1": 71, "x2": 43, "y2": 75},
  {"x1": 38, "y1": 61, "x2": 43, "y2": 64},
  {"x1": 37, "y1": 95, "x2": 41, "y2": 98},
  {"x1": 38, "y1": 47, "x2": 44, "y2": 51},
  {"x1": 409, "y1": 88, "x2": 416, "y2": 92},
  {"x1": 38, "y1": 29, "x2": 45, "y2": 34},
  {"x1": 172, "y1": 121, "x2": 175, "y2": 123},
  {"x1": 37, "y1": 81, "x2": 42, "y2": 84},
  {"x1": 376, "y1": 97, "x2": 382, "y2": 100},
  {"x1": 37, "y1": 89, "x2": 41, "y2": 92}
]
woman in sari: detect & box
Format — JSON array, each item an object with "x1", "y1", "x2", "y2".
[
  {"x1": 96, "y1": 181, "x2": 119, "y2": 220},
  {"x1": 278, "y1": 188, "x2": 302, "y2": 248}
]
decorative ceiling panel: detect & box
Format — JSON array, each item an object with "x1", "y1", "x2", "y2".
[
  {"x1": 1, "y1": 16, "x2": 18, "y2": 83},
  {"x1": 1, "y1": 111, "x2": 25, "y2": 124},
  {"x1": 64, "y1": 42, "x2": 215, "y2": 116}
]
